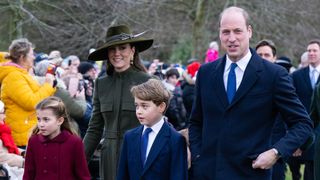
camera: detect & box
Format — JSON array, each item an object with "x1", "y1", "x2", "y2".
[
  {"x1": 46, "y1": 64, "x2": 56, "y2": 75},
  {"x1": 78, "y1": 79, "x2": 85, "y2": 92},
  {"x1": 156, "y1": 64, "x2": 162, "y2": 73}
]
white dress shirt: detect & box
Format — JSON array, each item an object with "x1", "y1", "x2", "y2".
[
  {"x1": 309, "y1": 65, "x2": 320, "y2": 86},
  {"x1": 224, "y1": 50, "x2": 252, "y2": 91},
  {"x1": 142, "y1": 117, "x2": 165, "y2": 159}
]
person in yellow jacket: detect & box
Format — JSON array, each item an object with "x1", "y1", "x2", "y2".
[
  {"x1": 0, "y1": 38, "x2": 56, "y2": 147},
  {"x1": 0, "y1": 52, "x2": 9, "y2": 63}
]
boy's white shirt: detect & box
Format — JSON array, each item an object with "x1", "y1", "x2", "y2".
[{"x1": 142, "y1": 117, "x2": 165, "y2": 159}]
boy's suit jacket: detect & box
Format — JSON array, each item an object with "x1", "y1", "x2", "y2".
[{"x1": 117, "y1": 121, "x2": 188, "y2": 180}]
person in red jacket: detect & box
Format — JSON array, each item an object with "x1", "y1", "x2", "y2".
[{"x1": 23, "y1": 96, "x2": 90, "y2": 180}]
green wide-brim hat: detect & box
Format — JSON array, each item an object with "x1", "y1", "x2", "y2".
[{"x1": 88, "y1": 25, "x2": 153, "y2": 61}]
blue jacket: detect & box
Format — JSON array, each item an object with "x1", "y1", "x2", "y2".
[{"x1": 117, "y1": 121, "x2": 188, "y2": 180}]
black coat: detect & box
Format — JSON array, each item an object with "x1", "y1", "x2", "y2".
[{"x1": 189, "y1": 50, "x2": 313, "y2": 179}]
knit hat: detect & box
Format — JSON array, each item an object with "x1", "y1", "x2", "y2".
[
  {"x1": 34, "y1": 53, "x2": 49, "y2": 64},
  {"x1": 187, "y1": 62, "x2": 201, "y2": 78},
  {"x1": 78, "y1": 62, "x2": 95, "y2": 75},
  {"x1": 275, "y1": 56, "x2": 292, "y2": 72},
  {"x1": 48, "y1": 51, "x2": 63, "y2": 65}
]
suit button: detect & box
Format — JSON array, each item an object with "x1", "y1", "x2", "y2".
[{"x1": 43, "y1": 170, "x2": 47, "y2": 173}]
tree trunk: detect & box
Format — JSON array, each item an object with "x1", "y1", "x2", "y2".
[{"x1": 192, "y1": 0, "x2": 207, "y2": 59}]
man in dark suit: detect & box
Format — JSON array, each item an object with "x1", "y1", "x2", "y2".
[
  {"x1": 290, "y1": 40, "x2": 320, "y2": 180},
  {"x1": 256, "y1": 39, "x2": 288, "y2": 180},
  {"x1": 310, "y1": 72, "x2": 320, "y2": 180},
  {"x1": 189, "y1": 6, "x2": 313, "y2": 179}
]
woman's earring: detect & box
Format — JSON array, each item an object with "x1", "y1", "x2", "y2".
[{"x1": 130, "y1": 56, "x2": 134, "y2": 65}]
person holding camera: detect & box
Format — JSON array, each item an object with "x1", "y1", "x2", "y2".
[
  {"x1": 60, "y1": 55, "x2": 86, "y2": 99},
  {"x1": 77, "y1": 61, "x2": 98, "y2": 139},
  {"x1": 33, "y1": 60, "x2": 88, "y2": 138},
  {"x1": 0, "y1": 38, "x2": 56, "y2": 148},
  {"x1": 78, "y1": 62, "x2": 97, "y2": 105}
]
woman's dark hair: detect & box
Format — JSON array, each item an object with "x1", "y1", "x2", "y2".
[
  {"x1": 106, "y1": 44, "x2": 147, "y2": 75},
  {"x1": 165, "y1": 68, "x2": 180, "y2": 79}
]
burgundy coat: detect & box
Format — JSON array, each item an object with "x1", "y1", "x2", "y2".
[{"x1": 23, "y1": 130, "x2": 90, "y2": 180}]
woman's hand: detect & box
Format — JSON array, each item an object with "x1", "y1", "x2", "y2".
[{"x1": 45, "y1": 73, "x2": 56, "y2": 87}]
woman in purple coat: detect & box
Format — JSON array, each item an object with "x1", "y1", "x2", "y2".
[{"x1": 23, "y1": 96, "x2": 90, "y2": 180}]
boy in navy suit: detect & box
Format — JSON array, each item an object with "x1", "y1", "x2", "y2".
[{"x1": 117, "y1": 79, "x2": 188, "y2": 180}]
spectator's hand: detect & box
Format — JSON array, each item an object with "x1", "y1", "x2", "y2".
[
  {"x1": 292, "y1": 148, "x2": 302, "y2": 157},
  {"x1": 182, "y1": 71, "x2": 195, "y2": 85},
  {"x1": 0, "y1": 151, "x2": 24, "y2": 168},
  {"x1": 0, "y1": 117, "x2": 4, "y2": 124},
  {"x1": 74, "y1": 86, "x2": 85, "y2": 99},
  {"x1": 181, "y1": 71, "x2": 188, "y2": 79},
  {"x1": 45, "y1": 73, "x2": 56, "y2": 87},
  {"x1": 252, "y1": 149, "x2": 278, "y2": 169}
]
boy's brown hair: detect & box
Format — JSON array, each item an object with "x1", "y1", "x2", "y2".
[{"x1": 131, "y1": 79, "x2": 171, "y2": 112}]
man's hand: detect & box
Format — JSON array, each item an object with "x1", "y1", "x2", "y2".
[
  {"x1": 252, "y1": 148, "x2": 279, "y2": 169},
  {"x1": 292, "y1": 148, "x2": 302, "y2": 157}
]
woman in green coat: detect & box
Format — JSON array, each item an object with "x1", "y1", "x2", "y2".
[{"x1": 83, "y1": 25, "x2": 153, "y2": 180}]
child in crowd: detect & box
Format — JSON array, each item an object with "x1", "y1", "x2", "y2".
[
  {"x1": 163, "y1": 68, "x2": 187, "y2": 130},
  {"x1": 205, "y1": 41, "x2": 219, "y2": 63},
  {"x1": 0, "y1": 100, "x2": 24, "y2": 179},
  {"x1": 117, "y1": 79, "x2": 188, "y2": 180},
  {"x1": 23, "y1": 96, "x2": 90, "y2": 180}
]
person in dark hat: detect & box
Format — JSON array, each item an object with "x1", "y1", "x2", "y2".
[
  {"x1": 78, "y1": 62, "x2": 95, "y2": 77},
  {"x1": 275, "y1": 56, "x2": 293, "y2": 72},
  {"x1": 34, "y1": 52, "x2": 49, "y2": 64},
  {"x1": 83, "y1": 25, "x2": 153, "y2": 180},
  {"x1": 78, "y1": 62, "x2": 96, "y2": 103}
]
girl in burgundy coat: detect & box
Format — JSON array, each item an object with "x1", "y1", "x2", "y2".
[{"x1": 23, "y1": 96, "x2": 90, "y2": 180}]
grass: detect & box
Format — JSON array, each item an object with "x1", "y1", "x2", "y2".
[{"x1": 285, "y1": 164, "x2": 305, "y2": 180}]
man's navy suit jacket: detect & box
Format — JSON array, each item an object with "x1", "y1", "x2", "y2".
[
  {"x1": 117, "y1": 121, "x2": 188, "y2": 180},
  {"x1": 291, "y1": 67, "x2": 318, "y2": 161},
  {"x1": 189, "y1": 49, "x2": 313, "y2": 180}
]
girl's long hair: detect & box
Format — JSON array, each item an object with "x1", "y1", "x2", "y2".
[{"x1": 32, "y1": 96, "x2": 78, "y2": 136}]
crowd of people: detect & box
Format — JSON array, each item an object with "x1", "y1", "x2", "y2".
[{"x1": 0, "y1": 5, "x2": 319, "y2": 180}]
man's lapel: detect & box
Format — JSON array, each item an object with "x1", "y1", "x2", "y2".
[
  {"x1": 141, "y1": 122, "x2": 170, "y2": 175},
  {"x1": 211, "y1": 56, "x2": 229, "y2": 108},
  {"x1": 303, "y1": 67, "x2": 313, "y2": 90},
  {"x1": 228, "y1": 51, "x2": 261, "y2": 108}
]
